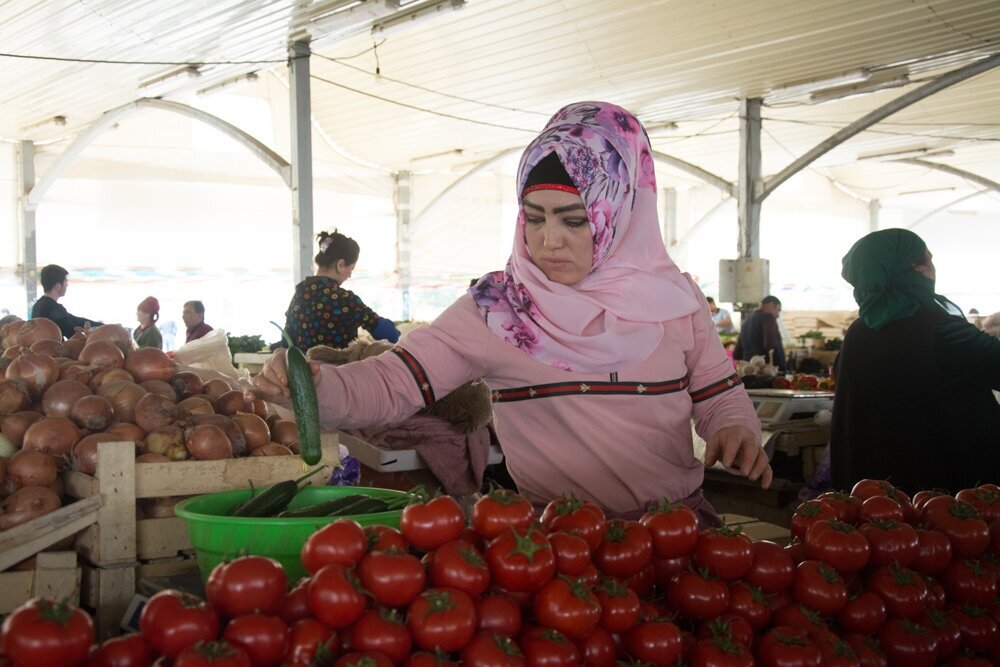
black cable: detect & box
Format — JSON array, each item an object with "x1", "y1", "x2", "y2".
[{"x1": 0, "y1": 51, "x2": 294, "y2": 66}]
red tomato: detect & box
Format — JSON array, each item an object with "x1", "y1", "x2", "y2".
[
  {"x1": 348, "y1": 608, "x2": 412, "y2": 665},
  {"x1": 755, "y1": 627, "x2": 822, "y2": 667},
  {"x1": 866, "y1": 562, "x2": 928, "y2": 619},
  {"x1": 282, "y1": 619, "x2": 339, "y2": 667},
  {"x1": 917, "y1": 607, "x2": 961, "y2": 661},
  {"x1": 816, "y1": 491, "x2": 862, "y2": 524},
  {"x1": 693, "y1": 525, "x2": 753, "y2": 581},
  {"x1": 624, "y1": 619, "x2": 683, "y2": 666},
  {"x1": 139, "y1": 589, "x2": 220, "y2": 659},
  {"x1": 278, "y1": 579, "x2": 311, "y2": 627},
  {"x1": 532, "y1": 575, "x2": 601, "y2": 640},
  {"x1": 485, "y1": 527, "x2": 556, "y2": 593},
  {"x1": 639, "y1": 501, "x2": 700, "y2": 559},
  {"x1": 541, "y1": 496, "x2": 607, "y2": 551},
  {"x1": 913, "y1": 489, "x2": 949, "y2": 512},
  {"x1": 576, "y1": 626, "x2": 616, "y2": 667},
  {"x1": 407, "y1": 587, "x2": 477, "y2": 653},
  {"x1": 877, "y1": 617, "x2": 938, "y2": 667},
  {"x1": 401, "y1": 495, "x2": 467, "y2": 552},
  {"x1": 695, "y1": 614, "x2": 753, "y2": 649},
  {"x1": 666, "y1": 569, "x2": 730, "y2": 621},
  {"x1": 300, "y1": 519, "x2": 367, "y2": 575},
  {"x1": 307, "y1": 564, "x2": 367, "y2": 629},
  {"x1": 744, "y1": 539, "x2": 795, "y2": 592},
  {"x1": 928, "y1": 501, "x2": 991, "y2": 558},
  {"x1": 726, "y1": 581, "x2": 772, "y2": 632},
  {"x1": 335, "y1": 652, "x2": 394, "y2": 667},
  {"x1": 912, "y1": 527, "x2": 953, "y2": 575},
  {"x1": 364, "y1": 525, "x2": 408, "y2": 553},
  {"x1": 790, "y1": 500, "x2": 838, "y2": 541},
  {"x1": 425, "y1": 540, "x2": 490, "y2": 598},
  {"x1": 173, "y1": 641, "x2": 251, "y2": 667},
  {"x1": 475, "y1": 595, "x2": 522, "y2": 636},
  {"x1": 652, "y1": 555, "x2": 690, "y2": 590},
  {"x1": 859, "y1": 496, "x2": 906, "y2": 523},
  {"x1": 403, "y1": 654, "x2": 459, "y2": 667},
  {"x1": 850, "y1": 479, "x2": 895, "y2": 502},
  {"x1": 923, "y1": 574, "x2": 946, "y2": 609},
  {"x1": 792, "y1": 560, "x2": 848, "y2": 616},
  {"x1": 222, "y1": 614, "x2": 290, "y2": 667},
  {"x1": 459, "y1": 631, "x2": 525, "y2": 666},
  {"x1": 837, "y1": 590, "x2": 886, "y2": 635},
  {"x1": 576, "y1": 562, "x2": 600, "y2": 589},
  {"x1": 624, "y1": 563, "x2": 656, "y2": 604},
  {"x1": 690, "y1": 637, "x2": 753, "y2": 667},
  {"x1": 471, "y1": 489, "x2": 534, "y2": 540},
  {"x1": 947, "y1": 603, "x2": 999, "y2": 652},
  {"x1": 844, "y1": 634, "x2": 887, "y2": 667},
  {"x1": 955, "y1": 487, "x2": 1000, "y2": 522},
  {"x1": 811, "y1": 630, "x2": 861, "y2": 667},
  {"x1": 1, "y1": 598, "x2": 94, "y2": 667},
  {"x1": 593, "y1": 520, "x2": 653, "y2": 579},
  {"x1": 804, "y1": 519, "x2": 870, "y2": 573},
  {"x1": 784, "y1": 540, "x2": 807, "y2": 565},
  {"x1": 358, "y1": 548, "x2": 427, "y2": 607},
  {"x1": 83, "y1": 633, "x2": 152, "y2": 667},
  {"x1": 940, "y1": 558, "x2": 998, "y2": 607},
  {"x1": 206, "y1": 556, "x2": 288, "y2": 618},
  {"x1": 595, "y1": 577, "x2": 640, "y2": 633},
  {"x1": 547, "y1": 532, "x2": 592, "y2": 576},
  {"x1": 770, "y1": 605, "x2": 828, "y2": 635},
  {"x1": 519, "y1": 627, "x2": 580, "y2": 666}
]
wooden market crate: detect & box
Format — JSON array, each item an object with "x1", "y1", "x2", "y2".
[
  {"x1": 0, "y1": 552, "x2": 83, "y2": 615},
  {"x1": 62, "y1": 435, "x2": 339, "y2": 638}
]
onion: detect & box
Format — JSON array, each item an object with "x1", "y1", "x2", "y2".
[
  {"x1": 79, "y1": 340, "x2": 125, "y2": 369},
  {"x1": 98, "y1": 381, "x2": 147, "y2": 424},
  {"x1": 140, "y1": 380, "x2": 177, "y2": 403},
  {"x1": 29, "y1": 339, "x2": 69, "y2": 358},
  {"x1": 64, "y1": 337, "x2": 86, "y2": 361},
  {"x1": 185, "y1": 424, "x2": 233, "y2": 460},
  {"x1": 106, "y1": 422, "x2": 146, "y2": 446},
  {"x1": 7, "y1": 449, "x2": 59, "y2": 488},
  {"x1": 72, "y1": 433, "x2": 120, "y2": 475},
  {"x1": 16, "y1": 318, "x2": 62, "y2": 347},
  {"x1": 136, "y1": 452, "x2": 170, "y2": 463},
  {"x1": 214, "y1": 390, "x2": 251, "y2": 416},
  {"x1": 271, "y1": 420, "x2": 299, "y2": 449},
  {"x1": 176, "y1": 396, "x2": 214, "y2": 419},
  {"x1": 202, "y1": 378, "x2": 232, "y2": 400},
  {"x1": 134, "y1": 393, "x2": 176, "y2": 432},
  {"x1": 251, "y1": 443, "x2": 294, "y2": 457},
  {"x1": 58, "y1": 361, "x2": 94, "y2": 386},
  {"x1": 0, "y1": 486, "x2": 61, "y2": 531},
  {"x1": 22, "y1": 416, "x2": 81, "y2": 460},
  {"x1": 70, "y1": 394, "x2": 115, "y2": 431},
  {"x1": 1, "y1": 410, "x2": 43, "y2": 447},
  {"x1": 144, "y1": 426, "x2": 188, "y2": 460},
  {"x1": 0, "y1": 357, "x2": 12, "y2": 375},
  {"x1": 170, "y1": 371, "x2": 204, "y2": 401},
  {"x1": 90, "y1": 367, "x2": 134, "y2": 390},
  {"x1": 186, "y1": 414, "x2": 247, "y2": 457},
  {"x1": 86, "y1": 324, "x2": 133, "y2": 357},
  {"x1": 0, "y1": 319, "x2": 26, "y2": 349},
  {"x1": 232, "y1": 412, "x2": 270, "y2": 452},
  {"x1": 2, "y1": 345, "x2": 24, "y2": 359},
  {"x1": 140, "y1": 496, "x2": 184, "y2": 518},
  {"x1": 125, "y1": 348, "x2": 176, "y2": 383},
  {"x1": 6, "y1": 350, "x2": 61, "y2": 398},
  {"x1": 0, "y1": 378, "x2": 32, "y2": 415},
  {"x1": 41, "y1": 379, "x2": 92, "y2": 419},
  {"x1": 251, "y1": 399, "x2": 271, "y2": 421}
]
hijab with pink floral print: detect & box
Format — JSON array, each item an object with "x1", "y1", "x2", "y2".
[{"x1": 469, "y1": 101, "x2": 700, "y2": 373}]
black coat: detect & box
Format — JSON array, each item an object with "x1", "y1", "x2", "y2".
[{"x1": 830, "y1": 308, "x2": 1000, "y2": 494}]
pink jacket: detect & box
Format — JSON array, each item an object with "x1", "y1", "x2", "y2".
[{"x1": 316, "y1": 290, "x2": 759, "y2": 514}]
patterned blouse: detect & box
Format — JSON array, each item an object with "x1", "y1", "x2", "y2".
[{"x1": 284, "y1": 276, "x2": 380, "y2": 350}]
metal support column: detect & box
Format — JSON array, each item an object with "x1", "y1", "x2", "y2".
[
  {"x1": 868, "y1": 199, "x2": 880, "y2": 233},
  {"x1": 289, "y1": 41, "x2": 314, "y2": 284},
  {"x1": 662, "y1": 187, "x2": 677, "y2": 248},
  {"x1": 737, "y1": 98, "x2": 762, "y2": 259},
  {"x1": 396, "y1": 170, "x2": 412, "y2": 321},
  {"x1": 18, "y1": 141, "x2": 37, "y2": 315}
]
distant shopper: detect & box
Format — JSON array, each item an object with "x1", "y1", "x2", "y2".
[
  {"x1": 734, "y1": 295, "x2": 786, "y2": 371},
  {"x1": 706, "y1": 297, "x2": 735, "y2": 334},
  {"x1": 183, "y1": 300, "x2": 213, "y2": 343},
  {"x1": 30, "y1": 264, "x2": 103, "y2": 339},
  {"x1": 133, "y1": 296, "x2": 163, "y2": 349}
]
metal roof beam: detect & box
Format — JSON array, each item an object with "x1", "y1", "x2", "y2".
[
  {"x1": 895, "y1": 158, "x2": 1000, "y2": 195},
  {"x1": 651, "y1": 151, "x2": 734, "y2": 196}
]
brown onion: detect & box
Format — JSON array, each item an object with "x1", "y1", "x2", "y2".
[
  {"x1": 6, "y1": 350, "x2": 60, "y2": 398},
  {"x1": 98, "y1": 380, "x2": 147, "y2": 424},
  {"x1": 29, "y1": 338, "x2": 69, "y2": 358},
  {"x1": 86, "y1": 324, "x2": 133, "y2": 357},
  {"x1": 271, "y1": 420, "x2": 299, "y2": 448},
  {"x1": 140, "y1": 496, "x2": 183, "y2": 518},
  {"x1": 1, "y1": 410, "x2": 43, "y2": 447},
  {"x1": 0, "y1": 486, "x2": 61, "y2": 530},
  {"x1": 144, "y1": 426, "x2": 188, "y2": 460},
  {"x1": 251, "y1": 399, "x2": 270, "y2": 421},
  {"x1": 125, "y1": 348, "x2": 176, "y2": 383},
  {"x1": 16, "y1": 318, "x2": 62, "y2": 347},
  {"x1": 79, "y1": 340, "x2": 125, "y2": 369},
  {"x1": 136, "y1": 452, "x2": 170, "y2": 463},
  {"x1": 58, "y1": 361, "x2": 94, "y2": 386},
  {"x1": 202, "y1": 378, "x2": 232, "y2": 400},
  {"x1": 185, "y1": 424, "x2": 233, "y2": 460},
  {"x1": 90, "y1": 367, "x2": 134, "y2": 390},
  {"x1": 186, "y1": 414, "x2": 247, "y2": 457},
  {"x1": 0, "y1": 378, "x2": 32, "y2": 416},
  {"x1": 231, "y1": 412, "x2": 270, "y2": 452},
  {"x1": 64, "y1": 337, "x2": 86, "y2": 360},
  {"x1": 170, "y1": 371, "x2": 204, "y2": 401},
  {"x1": 106, "y1": 422, "x2": 145, "y2": 445},
  {"x1": 251, "y1": 443, "x2": 294, "y2": 456},
  {"x1": 22, "y1": 416, "x2": 80, "y2": 460},
  {"x1": 214, "y1": 390, "x2": 251, "y2": 416},
  {"x1": 72, "y1": 433, "x2": 120, "y2": 475},
  {"x1": 140, "y1": 379, "x2": 177, "y2": 402},
  {"x1": 0, "y1": 319, "x2": 26, "y2": 349},
  {"x1": 134, "y1": 392, "x2": 176, "y2": 432},
  {"x1": 70, "y1": 394, "x2": 115, "y2": 431},
  {"x1": 41, "y1": 379, "x2": 92, "y2": 419},
  {"x1": 2, "y1": 345, "x2": 24, "y2": 359},
  {"x1": 176, "y1": 396, "x2": 214, "y2": 419},
  {"x1": 6, "y1": 449, "x2": 59, "y2": 488}
]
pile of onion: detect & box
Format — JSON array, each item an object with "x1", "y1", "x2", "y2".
[
  {"x1": 6, "y1": 350, "x2": 60, "y2": 399},
  {"x1": 0, "y1": 486, "x2": 61, "y2": 531}
]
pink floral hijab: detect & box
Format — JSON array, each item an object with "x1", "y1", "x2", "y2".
[{"x1": 470, "y1": 101, "x2": 700, "y2": 373}]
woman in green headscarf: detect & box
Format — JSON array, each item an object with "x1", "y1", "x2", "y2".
[{"x1": 830, "y1": 228, "x2": 1000, "y2": 493}]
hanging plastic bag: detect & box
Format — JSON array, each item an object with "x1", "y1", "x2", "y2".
[{"x1": 169, "y1": 329, "x2": 251, "y2": 388}]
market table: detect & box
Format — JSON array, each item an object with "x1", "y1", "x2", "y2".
[{"x1": 232, "y1": 351, "x2": 271, "y2": 374}]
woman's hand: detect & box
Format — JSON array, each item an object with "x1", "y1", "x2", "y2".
[
  {"x1": 704, "y1": 425, "x2": 773, "y2": 489},
  {"x1": 246, "y1": 348, "x2": 321, "y2": 407}
]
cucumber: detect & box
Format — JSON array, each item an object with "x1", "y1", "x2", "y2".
[
  {"x1": 230, "y1": 466, "x2": 326, "y2": 517},
  {"x1": 276, "y1": 494, "x2": 370, "y2": 518},
  {"x1": 272, "y1": 321, "x2": 322, "y2": 466},
  {"x1": 328, "y1": 496, "x2": 389, "y2": 516}
]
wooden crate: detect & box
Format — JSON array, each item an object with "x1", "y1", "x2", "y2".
[
  {"x1": 0, "y1": 552, "x2": 82, "y2": 615},
  {"x1": 63, "y1": 435, "x2": 339, "y2": 638}
]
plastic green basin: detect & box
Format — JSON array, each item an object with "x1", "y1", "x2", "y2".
[{"x1": 174, "y1": 486, "x2": 407, "y2": 582}]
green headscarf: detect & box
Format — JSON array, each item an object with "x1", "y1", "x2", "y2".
[{"x1": 841, "y1": 228, "x2": 942, "y2": 330}]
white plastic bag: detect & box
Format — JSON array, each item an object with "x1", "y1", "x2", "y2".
[{"x1": 169, "y1": 329, "x2": 251, "y2": 389}]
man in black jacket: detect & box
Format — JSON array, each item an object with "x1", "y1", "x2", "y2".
[
  {"x1": 734, "y1": 295, "x2": 786, "y2": 371},
  {"x1": 30, "y1": 264, "x2": 103, "y2": 339}
]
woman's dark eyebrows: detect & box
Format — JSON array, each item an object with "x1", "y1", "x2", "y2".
[
  {"x1": 522, "y1": 201, "x2": 544, "y2": 212},
  {"x1": 553, "y1": 203, "x2": 586, "y2": 214}
]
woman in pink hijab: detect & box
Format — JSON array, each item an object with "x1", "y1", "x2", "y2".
[{"x1": 253, "y1": 102, "x2": 770, "y2": 521}]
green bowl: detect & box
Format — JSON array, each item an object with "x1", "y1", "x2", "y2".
[{"x1": 174, "y1": 486, "x2": 407, "y2": 582}]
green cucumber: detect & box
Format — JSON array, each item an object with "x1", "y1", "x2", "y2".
[
  {"x1": 276, "y1": 494, "x2": 370, "y2": 518},
  {"x1": 328, "y1": 496, "x2": 389, "y2": 516},
  {"x1": 272, "y1": 321, "x2": 322, "y2": 466},
  {"x1": 230, "y1": 466, "x2": 325, "y2": 517}
]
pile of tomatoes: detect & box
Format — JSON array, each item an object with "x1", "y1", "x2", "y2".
[{"x1": 3, "y1": 481, "x2": 1000, "y2": 666}]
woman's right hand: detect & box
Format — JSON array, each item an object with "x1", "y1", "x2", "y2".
[{"x1": 247, "y1": 349, "x2": 321, "y2": 407}]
